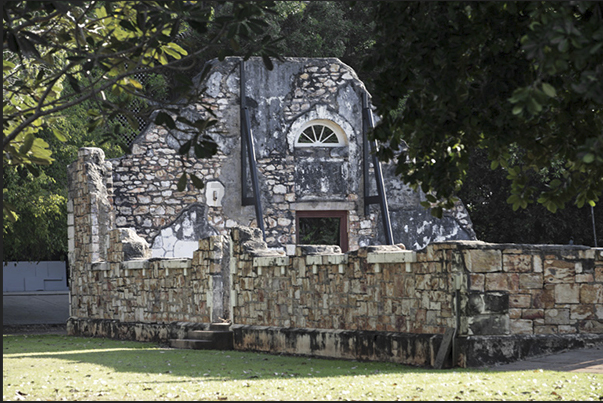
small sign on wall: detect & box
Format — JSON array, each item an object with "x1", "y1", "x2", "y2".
[{"x1": 205, "y1": 181, "x2": 225, "y2": 207}]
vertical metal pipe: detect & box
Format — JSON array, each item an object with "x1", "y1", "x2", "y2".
[
  {"x1": 240, "y1": 60, "x2": 249, "y2": 204},
  {"x1": 592, "y1": 205, "x2": 598, "y2": 247},
  {"x1": 363, "y1": 92, "x2": 394, "y2": 245},
  {"x1": 363, "y1": 101, "x2": 371, "y2": 216},
  {"x1": 240, "y1": 60, "x2": 266, "y2": 240}
]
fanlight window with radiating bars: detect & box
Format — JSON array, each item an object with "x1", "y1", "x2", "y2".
[{"x1": 294, "y1": 120, "x2": 347, "y2": 147}]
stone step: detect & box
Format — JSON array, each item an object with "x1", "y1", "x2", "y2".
[
  {"x1": 209, "y1": 322, "x2": 231, "y2": 331},
  {"x1": 169, "y1": 325, "x2": 234, "y2": 350},
  {"x1": 169, "y1": 336, "x2": 233, "y2": 350}
]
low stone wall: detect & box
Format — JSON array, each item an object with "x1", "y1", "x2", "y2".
[
  {"x1": 458, "y1": 243, "x2": 603, "y2": 336},
  {"x1": 231, "y1": 230, "x2": 603, "y2": 338},
  {"x1": 231, "y1": 229, "x2": 453, "y2": 334},
  {"x1": 69, "y1": 230, "x2": 226, "y2": 325},
  {"x1": 68, "y1": 226, "x2": 603, "y2": 367}
]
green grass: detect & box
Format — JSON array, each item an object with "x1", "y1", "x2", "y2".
[{"x1": 3, "y1": 334, "x2": 602, "y2": 401}]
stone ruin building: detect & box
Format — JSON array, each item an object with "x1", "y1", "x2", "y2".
[
  {"x1": 95, "y1": 56, "x2": 475, "y2": 259},
  {"x1": 66, "y1": 57, "x2": 602, "y2": 367}
]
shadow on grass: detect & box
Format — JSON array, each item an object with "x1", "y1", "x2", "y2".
[{"x1": 3, "y1": 333, "x2": 478, "y2": 382}]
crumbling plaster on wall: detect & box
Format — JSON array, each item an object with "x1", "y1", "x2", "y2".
[
  {"x1": 104, "y1": 56, "x2": 475, "y2": 257},
  {"x1": 150, "y1": 203, "x2": 218, "y2": 258}
]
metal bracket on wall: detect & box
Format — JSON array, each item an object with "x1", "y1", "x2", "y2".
[
  {"x1": 240, "y1": 60, "x2": 266, "y2": 240},
  {"x1": 362, "y1": 91, "x2": 394, "y2": 245}
]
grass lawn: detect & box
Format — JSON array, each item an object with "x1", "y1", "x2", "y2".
[{"x1": 3, "y1": 334, "x2": 602, "y2": 401}]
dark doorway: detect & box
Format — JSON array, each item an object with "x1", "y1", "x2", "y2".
[{"x1": 296, "y1": 210, "x2": 348, "y2": 252}]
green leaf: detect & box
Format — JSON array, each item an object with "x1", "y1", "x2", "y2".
[
  {"x1": 549, "y1": 179, "x2": 561, "y2": 188},
  {"x1": 527, "y1": 97, "x2": 542, "y2": 114},
  {"x1": 19, "y1": 133, "x2": 35, "y2": 154},
  {"x1": 262, "y1": 55, "x2": 274, "y2": 71},
  {"x1": 542, "y1": 83, "x2": 556, "y2": 97},
  {"x1": 189, "y1": 173, "x2": 204, "y2": 189},
  {"x1": 176, "y1": 172, "x2": 187, "y2": 192},
  {"x1": 582, "y1": 153, "x2": 595, "y2": 163},
  {"x1": 25, "y1": 164, "x2": 40, "y2": 177},
  {"x1": 155, "y1": 112, "x2": 175, "y2": 129},
  {"x1": 512, "y1": 105, "x2": 523, "y2": 115},
  {"x1": 52, "y1": 128, "x2": 67, "y2": 142},
  {"x1": 179, "y1": 140, "x2": 192, "y2": 155},
  {"x1": 3, "y1": 203, "x2": 19, "y2": 223},
  {"x1": 3, "y1": 60, "x2": 16, "y2": 72},
  {"x1": 119, "y1": 20, "x2": 137, "y2": 32}
]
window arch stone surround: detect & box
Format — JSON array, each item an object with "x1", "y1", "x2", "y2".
[
  {"x1": 287, "y1": 105, "x2": 357, "y2": 155},
  {"x1": 294, "y1": 119, "x2": 347, "y2": 147}
]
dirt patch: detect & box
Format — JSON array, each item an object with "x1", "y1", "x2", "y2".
[{"x1": 3, "y1": 324, "x2": 67, "y2": 335}]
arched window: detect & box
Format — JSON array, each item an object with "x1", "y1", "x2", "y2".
[{"x1": 294, "y1": 120, "x2": 347, "y2": 148}]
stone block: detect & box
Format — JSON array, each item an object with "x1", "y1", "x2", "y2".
[
  {"x1": 544, "y1": 308, "x2": 570, "y2": 325},
  {"x1": 578, "y1": 320, "x2": 603, "y2": 333},
  {"x1": 484, "y1": 292, "x2": 509, "y2": 313},
  {"x1": 554, "y1": 283, "x2": 579, "y2": 304},
  {"x1": 580, "y1": 284, "x2": 603, "y2": 304},
  {"x1": 485, "y1": 273, "x2": 509, "y2": 291},
  {"x1": 576, "y1": 273, "x2": 594, "y2": 283},
  {"x1": 468, "y1": 314, "x2": 509, "y2": 335},
  {"x1": 595, "y1": 266, "x2": 603, "y2": 282},
  {"x1": 463, "y1": 249, "x2": 502, "y2": 273},
  {"x1": 543, "y1": 262, "x2": 575, "y2": 284},
  {"x1": 558, "y1": 325, "x2": 577, "y2": 334},
  {"x1": 571, "y1": 305, "x2": 595, "y2": 320},
  {"x1": 533, "y1": 255, "x2": 543, "y2": 273},
  {"x1": 509, "y1": 308, "x2": 522, "y2": 319},
  {"x1": 510, "y1": 319, "x2": 533, "y2": 335},
  {"x1": 509, "y1": 294, "x2": 531, "y2": 308},
  {"x1": 521, "y1": 309, "x2": 544, "y2": 320},
  {"x1": 469, "y1": 273, "x2": 484, "y2": 291},
  {"x1": 534, "y1": 325, "x2": 558, "y2": 334},
  {"x1": 503, "y1": 254, "x2": 533, "y2": 273},
  {"x1": 531, "y1": 286, "x2": 556, "y2": 309},
  {"x1": 519, "y1": 273, "x2": 543, "y2": 289}
]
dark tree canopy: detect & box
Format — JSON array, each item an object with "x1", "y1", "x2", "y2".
[
  {"x1": 367, "y1": 2, "x2": 603, "y2": 218},
  {"x1": 3, "y1": 1, "x2": 281, "y2": 220}
]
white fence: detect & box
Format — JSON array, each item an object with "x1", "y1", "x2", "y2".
[{"x1": 3, "y1": 261, "x2": 68, "y2": 293}]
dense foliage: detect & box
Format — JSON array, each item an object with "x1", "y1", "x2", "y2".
[
  {"x1": 367, "y1": 2, "x2": 603, "y2": 218},
  {"x1": 459, "y1": 149, "x2": 602, "y2": 246},
  {"x1": 3, "y1": 1, "x2": 280, "y2": 215}
]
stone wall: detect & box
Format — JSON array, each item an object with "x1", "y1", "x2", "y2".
[
  {"x1": 231, "y1": 229, "x2": 603, "y2": 338},
  {"x1": 460, "y1": 243, "x2": 603, "y2": 336},
  {"x1": 103, "y1": 56, "x2": 475, "y2": 258},
  {"x1": 231, "y1": 229, "x2": 453, "y2": 333},
  {"x1": 69, "y1": 230, "x2": 214, "y2": 324},
  {"x1": 67, "y1": 220, "x2": 603, "y2": 366}
]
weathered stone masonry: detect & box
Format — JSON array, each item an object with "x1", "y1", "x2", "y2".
[
  {"x1": 67, "y1": 150, "x2": 603, "y2": 366},
  {"x1": 106, "y1": 56, "x2": 475, "y2": 258},
  {"x1": 67, "y1": 57, "x2": 601, "y2": 366}
]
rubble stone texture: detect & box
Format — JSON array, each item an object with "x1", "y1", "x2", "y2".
[{"x1": 103, "y1": 57, "x2": 475, "y2": 257}]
